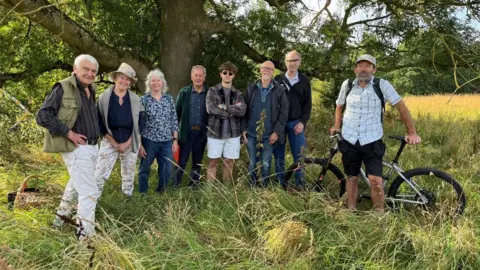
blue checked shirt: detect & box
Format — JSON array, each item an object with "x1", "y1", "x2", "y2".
[{"x1": 336, "y1": 77, "x2": 401, "y2": 146}]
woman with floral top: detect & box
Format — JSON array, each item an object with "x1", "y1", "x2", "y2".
[{"x1": 138, "y1": 69, "x2": 179, "y2": 194}]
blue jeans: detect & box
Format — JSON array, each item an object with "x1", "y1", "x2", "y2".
[
  {"x1": 173, "y1": 128, "x2": 207, "y2": 187},
  {"x1": 138, "y1": 137, "x2": 173, "y2": 193},
  {"x1": 273, "y1": 119, "x2": 307, "y2": 188},
  {"x1": 246, "y1": 134, "x2": 276, "y2": 187}
]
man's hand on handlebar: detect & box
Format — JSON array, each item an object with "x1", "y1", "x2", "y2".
[
  {"x1": 329, "y1": 126, "x2": 341, "y2": 136},
  {"x1": 405, "y1": 133, "x2": 421, "y2": 145}
]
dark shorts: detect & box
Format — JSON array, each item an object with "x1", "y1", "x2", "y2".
[{"x1": 338, "y1": 139, "x2": 385, "y2": 177}]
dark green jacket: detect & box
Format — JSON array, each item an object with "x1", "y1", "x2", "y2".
[{"x1": 176, "y1": 84, "x2": 209, "y2": 143}]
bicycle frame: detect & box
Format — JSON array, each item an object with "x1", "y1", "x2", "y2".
[
  {"x1": 358, "y1": 161, "x2": 429, "y2": 205},
  {"x1": 355, "y1": 138, "x2": 430, "y2": 206},
  {"x1": 308, "y1": 133, "x2": 464, "y2": 213}
]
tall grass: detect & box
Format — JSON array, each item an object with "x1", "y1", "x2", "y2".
[{"x1": 0, "y1": 94, "x2": 479, "y2": 269}]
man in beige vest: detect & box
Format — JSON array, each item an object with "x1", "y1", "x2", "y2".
[{"x1": 36, "y1": 54, "x2": 101, "y2": 240}]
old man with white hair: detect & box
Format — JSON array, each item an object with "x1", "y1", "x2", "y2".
[{"x1": 36, "y1": 54, "x2": 101, "y2": 240}]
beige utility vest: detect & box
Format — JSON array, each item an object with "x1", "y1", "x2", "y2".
[{"x1": 42, "y1": 75, "x2": 86, "y2": 153}]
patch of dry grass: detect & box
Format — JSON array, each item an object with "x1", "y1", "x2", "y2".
[{"x1": 403, "y1": 94, "x2": 480, "y2": 120}]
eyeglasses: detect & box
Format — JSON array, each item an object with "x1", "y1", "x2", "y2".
[
  {"x1": 222, "y1": 71, "x2": 234, "y2": 76},
  {"x1": 286, "y1": 59, "x2": 300, "y2": 63},
  {"x1": 261, "y1": 67, "x2": 274, "y2": 71}
]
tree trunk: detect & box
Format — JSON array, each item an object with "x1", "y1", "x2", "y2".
[{"x1": 159, "y1": 0, "x2": 206, "y2": 97}]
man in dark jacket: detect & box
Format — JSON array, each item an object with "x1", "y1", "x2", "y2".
[
  {"x1": 274, "y1": 50, "x2": 312, "y2": 188},
  {"x1": 242, "y1": 61, "x2": 289, "y2": 187},
  {"x1": 173, "y1": 65, "x2": 209, "y2": 187}
]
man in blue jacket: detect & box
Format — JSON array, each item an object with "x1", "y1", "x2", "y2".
[{"x1": 242, "y1": 61, "x2": 289, "y2": 187}]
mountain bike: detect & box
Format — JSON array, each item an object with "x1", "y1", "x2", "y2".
[{"x1": 285, "y1": 133, "x2": 467, "y2": 215}]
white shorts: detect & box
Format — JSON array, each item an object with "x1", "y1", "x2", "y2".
[{"x1": 207, "y1": 136, "x2": 241, "y2": 159}]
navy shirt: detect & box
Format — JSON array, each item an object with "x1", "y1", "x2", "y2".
[
  {"x1": 99, "y1": 91, "x2": 133, "y2": 143},
  {"x1": 189, "y1": 87, "x2": 207, "y2": 127},
  {"x1": 247, "y1": 87, "x2": 273, "y2": 138}
]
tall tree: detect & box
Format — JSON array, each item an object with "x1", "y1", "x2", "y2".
[{"x1": 0, "y1": 0, "x2": 478, "y2": 99}]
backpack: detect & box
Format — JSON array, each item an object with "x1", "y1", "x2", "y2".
[{"x1": 344, "y1": 77, "x2": 385, "y2": 123}]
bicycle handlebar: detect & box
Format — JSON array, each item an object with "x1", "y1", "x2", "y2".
[
  {"x1": 388, "y1": 135, "x2": 406, "y2": 142},
  {"x1": 330, "y1": 131, "x2": 342, "y2": 140}
]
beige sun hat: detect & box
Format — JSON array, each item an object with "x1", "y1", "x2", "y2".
[
  {"x1": 110, "y1": 63, "x2": 138, "y2": 83},
  {"x1": 355, "y1": 54, "x2": 377, "y2": 66}
]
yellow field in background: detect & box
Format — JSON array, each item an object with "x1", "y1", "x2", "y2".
[{"x1": 401, "y1": 94, "x2": 480, "y2": 120}]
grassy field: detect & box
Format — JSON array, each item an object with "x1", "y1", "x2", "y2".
[
  {"x1": 0, "y1": 94, "x2": 479, "y2": 269},
  {"x1": 403, "y1": 94, "x2": 480, "y2": 121}
]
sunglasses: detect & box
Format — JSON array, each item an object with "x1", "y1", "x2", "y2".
[{"x1": 222, "y1": 71, "x2": 234, "y2": 76}]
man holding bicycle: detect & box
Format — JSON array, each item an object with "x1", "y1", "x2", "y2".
[{"x1": 330, "y1": 54, "x2": 421, "y2": 212}]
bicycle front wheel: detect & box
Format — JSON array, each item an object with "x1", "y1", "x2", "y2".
[
  {"x1": 285, "y1": 158, "x2": 346, "y2": 200},
  {"x1": 387, "y1": 168, "x2": 466, "y2": 216}
]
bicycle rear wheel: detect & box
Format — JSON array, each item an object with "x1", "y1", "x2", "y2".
[
  {"x1": 387, "y1": 168, "x2": 466, "y2": 216},
  {"x1": 285, "y1": 158, "x2": 346, "y2": 200}
]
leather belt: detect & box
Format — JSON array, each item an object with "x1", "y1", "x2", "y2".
[{"x1": 85, "y1": 139, "x2": 98, "y2": 145}]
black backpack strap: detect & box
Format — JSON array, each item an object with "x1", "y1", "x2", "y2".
[
  {"x1": 372, "y1": 77, "x2": 385, "y2": 123},
  {"x1": 342, "y1": 78, "x2": 355, "y2": 113},
  {"x1": 345, "y1": 78, "x2": 355, "y2": 98},
  {"x1": 372, "y1": 77, "x2": 385, "y2": 110}
]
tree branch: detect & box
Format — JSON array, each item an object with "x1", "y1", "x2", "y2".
[
  {"x1": 206, "y1": 0, "x2": 285, "y2": 69},
  {"x1": 264, "y1": 0, "x2": 291, "y2": 9},
  {"x1": 0, "y1": 0, "x2": 152, "y2": 91},
  {"x1": 347, "y1": 13, "x2": 392, "y2": 27},
  {"x1": 306, "y1": 0, "x2": 334, "y2": 32},
  {"x1": 0, "y1": 60, "x2": 72, "y2": 87}
]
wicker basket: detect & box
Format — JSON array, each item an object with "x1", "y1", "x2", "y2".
[{"x1": 13, "y1": 175, "x2": 49, "y2": 210}]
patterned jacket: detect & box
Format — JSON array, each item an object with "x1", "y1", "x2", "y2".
[{"x1": 206, "y1": 83, "x2": 246, "y2": 139}]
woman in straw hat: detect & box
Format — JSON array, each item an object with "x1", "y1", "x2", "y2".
[{"x1": 95, "y1": 63, "x2": 144, "y2": 197}]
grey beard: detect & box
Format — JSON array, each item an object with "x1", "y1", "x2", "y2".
[{"x1": 357, "y1": 74, "x2": 372, "y2": 82}]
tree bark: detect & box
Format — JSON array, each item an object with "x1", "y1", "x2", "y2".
[{"x1": 158, "y1": 0, "x2": 209, "y2": 96}]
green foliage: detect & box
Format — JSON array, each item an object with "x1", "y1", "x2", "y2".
[
  {"x1": 86, "y1": 0, "x2": 161, "y2": 61},
  {"x1": 0, "y1": 115, "x2": 16, "y2": 160},
  {"x1": 202, "y1": 34, "x2": 257, "y2": 90},
  {"x1": 0, "y1": 9, "x2": 72, "y2": 78}
]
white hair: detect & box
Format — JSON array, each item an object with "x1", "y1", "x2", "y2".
[
  {"x1": 145, "y1": 69, "x2": 168, "y2": 94},
  {"x1": 191, "y1": 65, "x2": 206, "y2": 76},
  {"x1": 74, "y1": 54, "x2": 99, "y2": 70}
]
